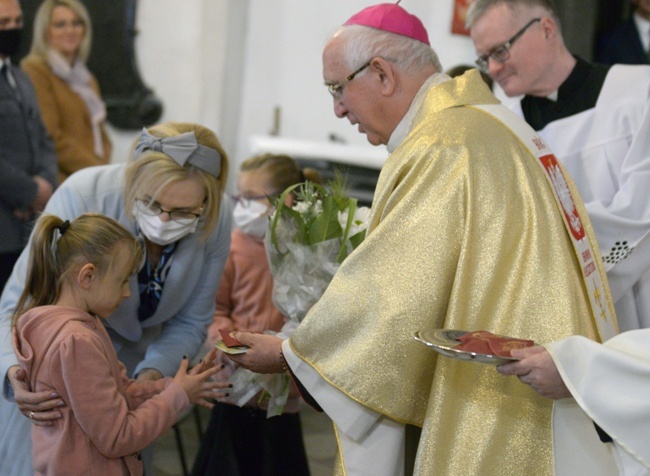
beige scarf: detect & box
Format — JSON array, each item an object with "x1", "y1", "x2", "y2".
[{"x1": 47, "y1": 48, "x2": 106, "y2": 157}]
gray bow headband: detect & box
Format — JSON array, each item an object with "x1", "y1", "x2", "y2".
[{"x1": 132, "y1": 128, "x2": 222, "y2": 178}]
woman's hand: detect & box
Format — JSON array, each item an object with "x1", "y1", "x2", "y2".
[
  {"x1": 227, "y1": 332, "x2": 284, "y2": 374},
  {"x1": 497, "y1": 346, "x2": 571, "y2": 399},
  {"x1": 9, "y1": 365, "x2": 65, "y2": 426},
  {"x1": 135, "y1": 368, "x2": 164, "y2": 382}
]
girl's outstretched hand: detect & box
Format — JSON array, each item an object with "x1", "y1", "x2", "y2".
[
  {"x1": 190, "y1": 348, "x2": 218, "y2": 375},
  {"x1": 173, "y1": 352, "x2": 230, "y2": 409}
]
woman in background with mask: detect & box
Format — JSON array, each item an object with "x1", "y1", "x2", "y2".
[
  {"x1": 0, "y1": 122, "x2": 231, "y2": 475},
  {"x1": 191, "y1": 153, "x2": 320, "y2": 476}
]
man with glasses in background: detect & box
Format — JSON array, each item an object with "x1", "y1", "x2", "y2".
[
  {"x1": 229, "y1": 3, "x2": 615, "y2": 475},
  {"x1": 468, "y1": 0, "x2": 650, "y2": 473},
  {"x1": 468, "y1": 0, "x2": 650, "y2": 337}
]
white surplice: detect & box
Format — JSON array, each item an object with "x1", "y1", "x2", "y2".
[
  {"x1": 547, "y1": 330, "x2": 650, "y2": 476},
  {"x1": 514, "y1": 64, "x2": 650, "y2": 332},
  {"x1": 283, "y1": 341, "x2": 406, "y2": 476}
]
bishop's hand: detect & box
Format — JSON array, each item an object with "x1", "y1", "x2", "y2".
[{"x1": 227, "y1": 332, "x2": 284, "y2": 374}]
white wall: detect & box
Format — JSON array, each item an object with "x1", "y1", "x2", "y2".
[
  {"x1": 107, "y1": 0, "x2": 232, "y2": 165},
  {"x1": 235, "y1": 1, "x2": 479, "y2": 154},
  {"x1": 108, "y1": 0, "x2": 480, "y2": 192}
]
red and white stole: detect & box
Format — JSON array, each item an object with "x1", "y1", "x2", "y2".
[{"x1": 474, "y1": 104, "x2": 618, "y2": 342}]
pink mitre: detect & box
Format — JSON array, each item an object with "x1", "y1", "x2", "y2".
[{"x1": 343, "y1": 2, "x2": 430, "y2": 45}]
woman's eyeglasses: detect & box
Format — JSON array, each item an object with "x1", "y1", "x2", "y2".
[{"x1": 135, "y1": 199, "x2": 203, "y2": 224}]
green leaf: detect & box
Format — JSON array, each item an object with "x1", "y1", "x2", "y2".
[
  {"x1": 349, "y1": 229, "x2": 366, "y2": 249},
  {"x1": 329, "y1": 169, "x2": 353, "y2": 209},
  {"x1": 308, "y1": 195, "x2": 341, "y2": 245},
  {"x1": 336, "y1": 199, "x2": 356, "y2": 262},
  {"x1": 269, "y1": 182, "x2": 304, "y2": 251}
]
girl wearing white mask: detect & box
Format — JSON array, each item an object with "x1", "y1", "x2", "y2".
[{"x1": 192, "y1": 154, "x2": 320, "y2": 476}]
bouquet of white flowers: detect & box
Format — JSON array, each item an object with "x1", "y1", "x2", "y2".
[
  {"x1": 266, "y1": 176, "x2": 369, "y2": 323},
  {"x1": 226, "y1": 173, "x2": 370, "y2": 417}
]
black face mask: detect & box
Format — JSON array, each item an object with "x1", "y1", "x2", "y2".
[{"x1": 0, "y1": 28, "x2": 22, "y2": 58}]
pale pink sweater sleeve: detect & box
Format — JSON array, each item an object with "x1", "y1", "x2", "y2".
[
  {"x1": 57, "y1": 333, "x2": 189, "y2": 458},
  {"x1": 206, "y1": 249, "x2": 236, "y2": 349}
]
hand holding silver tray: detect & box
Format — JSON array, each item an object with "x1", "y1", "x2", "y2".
[{"x1": 414, "y1": 329, "x2": 522, "y2": 365}]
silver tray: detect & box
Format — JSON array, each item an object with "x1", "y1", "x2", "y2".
[{"x1": 413, "y1": 329, "x2": 520, "y2": 365}]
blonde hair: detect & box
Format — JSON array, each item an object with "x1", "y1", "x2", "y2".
[
  {"x1": 30, "y1": 0, "x2": 92, "y2": 62},
  {"x1": 240, "y1": 153, "x2": 322, "y2": 193},
  {"x1": 124, "y1": 122, "x2": 229, "y2": 240},
  {"x1": 12, "y1": 214, "x2": 142, "y2": 326}
]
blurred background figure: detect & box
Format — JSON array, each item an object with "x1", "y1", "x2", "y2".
[
  {"x1": 595, "y1": 0, "x2": 650, "y2": 65},
  {"x1": 445, "y1": 63, "x2": 494, "y2": 90},
  {"x1": 191, "y1": 153, "x2": 320, "y2": 476},
  {"x1": 0, "y1": 0, "x2": 57, "y2": 294},
  {"x1": 21, "y1": 0, "x2": 111, "y2": 184}
]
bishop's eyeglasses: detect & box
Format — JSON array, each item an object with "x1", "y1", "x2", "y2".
[{"x1": 327, "y1": 60, "x2": 372, "y2": 99}]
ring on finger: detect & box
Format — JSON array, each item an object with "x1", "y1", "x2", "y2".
[{"x1": 29, "y1": 411, "x2": 35, "y2": 419}]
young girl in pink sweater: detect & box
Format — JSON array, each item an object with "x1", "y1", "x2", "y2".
[{"x1": 12, "y1": 213, "x2": 227, "y2": 475}]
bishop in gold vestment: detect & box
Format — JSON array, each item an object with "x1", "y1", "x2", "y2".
[{"x1": 287, "y1": 70, "x2": 615, "y2": 475}]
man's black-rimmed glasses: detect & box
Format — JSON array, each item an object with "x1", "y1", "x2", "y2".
[{"x1": 475, "y1": 18, "x2": 541, "y2": 72}]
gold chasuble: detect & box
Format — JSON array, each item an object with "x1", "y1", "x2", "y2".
[{"x1": 289, "y1": 71, "x2": 615, "y2": 475}]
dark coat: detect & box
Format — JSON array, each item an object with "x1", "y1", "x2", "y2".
[
  {"x1": 595, "y1": 17, "x2": 649, "y2": 66},
  {"x1": 0, "y1": 62, "x2": 57, "y2": 252}
]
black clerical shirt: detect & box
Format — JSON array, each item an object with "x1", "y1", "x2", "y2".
[{"x1": 521, "y1": 57, "x2": 611, "y2": 131}]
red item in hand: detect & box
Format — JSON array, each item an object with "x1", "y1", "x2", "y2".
[
  {"x1": 453, "y1": 331, "x2": 534, "y2": 357},
  {"x1": 219, "y1": 329, "x2": 244, "y2": 348}
]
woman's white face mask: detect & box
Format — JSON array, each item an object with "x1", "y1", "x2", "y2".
[
  {"x1": 233, "y1": 200, "x2": 270, "y2": 238},
  {"x1": 133, "y1": 206, "x2": 199, "y2": 246}
]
